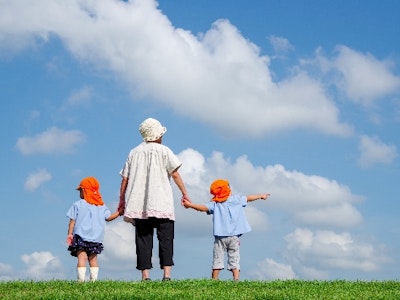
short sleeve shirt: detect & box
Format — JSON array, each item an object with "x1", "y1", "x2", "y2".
[
  {"x1": 206, "y1": 194, "x2": 252, "y2": 237},
  {"x1": 120, "y1": 142, "x2": 182, "y2": 221},
  {"x1": 66, "y1": 199, "x2": 111, "y2": 243}
]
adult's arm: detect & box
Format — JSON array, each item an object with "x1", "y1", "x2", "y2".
[
  {"x1": 118, "y1": 177, "x2": 129, "y2": 215},
  {"x1": 170, "y1": 168, "x2": 191, "y2": 203}
]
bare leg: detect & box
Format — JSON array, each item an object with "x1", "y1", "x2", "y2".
[
  {"x1": 88, "y1": 254, "x2": 99, "y2": 282},
  {"x1": 141, "y1": 269, "x2": 150, "y2": 280},
  {"x1": 77, "y1": 250, "x2": 88, "y2": 267},
  {"x1": 163, "y1": 266, "x2": 171, "y2": 279},
  {"x1": 231, "y1": 269, "x2": 240, "y2": 281},
  {"x1": 211, "y1": 269, "x2": 221, "y2": 280},
  {"x1": 76, "y1": 250, "x2": 88, "y2": 282},
  {"x1": 88, "y1": 254, "x2": 98, "y2": 267}
]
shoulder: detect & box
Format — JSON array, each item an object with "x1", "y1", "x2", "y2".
[
  {"x1": 205, "y1": 201, "x2": 214, "y2": 208},
  {"x1": 129, "y1": 143, "x2": 145, "y2": 153},
  {"x1": 73, "y1": 199, "x2": 86, "y2": 207},
  {"x1": 155, "y1": 143, "x2": 173, "y2": 152},
  {"x1": 228, "y1": 194, "x2": 246, "y2": 204},
  {"x1": 67, "y1": 199, "x2": 86, "y2": 213}
]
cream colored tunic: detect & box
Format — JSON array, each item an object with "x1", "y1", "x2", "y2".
[{"x1": 120, "y1": 142, "x2": 182, "y2": 221}]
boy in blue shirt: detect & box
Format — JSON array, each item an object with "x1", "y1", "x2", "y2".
[{"x1": 183, "y1": 179, "x2": 270, "y2": 281}]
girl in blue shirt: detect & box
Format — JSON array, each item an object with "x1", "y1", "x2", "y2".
[
  {"x1": 183, "y1": 179, "x2": 270, "y2": 281},
  {"x1": 66, "y1": 177, "x2": 119, "y2": 282}
]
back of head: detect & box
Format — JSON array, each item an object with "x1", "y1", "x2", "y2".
[
  {"x1": 139, "y1": 118, "x2": 167, "y2": 142},
  {"x1": 76, "y1": 176, "x2": 104, "y2": 206},
  {"x1": 210, "y1": 179, "x2": 231, "y2": 202}
]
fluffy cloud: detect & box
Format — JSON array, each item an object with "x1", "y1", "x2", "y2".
[
  {"x1": 177, "y1": 149, "x2": 363, "y2": 230},
  {"x1": 334, "y1": 46, "x2": 400, "y2": 105},
  {"x1": 101, "y1": 220, "x2": 136, "y2": 266},
  {"x1": 65, "y1": 85, "x2": 95, "y2": 107},
  {"x1": 284, "y1": 228, "x2": 389, "y2": 279},
  {"x1": 0, "y1": 0, "x2": 352, "y2": 138},
  {"x1": 269, "y1": 35, "x2": 294, "y2": 54},
  {"x1": 24, "y1": 169, "x2": 52, "y2": 191},
  {"x1": 0, "y1": 262, "x2": 13, "y2": 281},
  {"x1": 252, "y1": 258, "x2": 296, "y2": 280},
  {"x1": 21, "y1": 251, "x2": 63, "y2": 280},
  {"x1": 358, "y1": 135, "x2": 398, "y2": 168},
  {"x1": 15, "y1": 127, "x2": 85, "y2": 155}
]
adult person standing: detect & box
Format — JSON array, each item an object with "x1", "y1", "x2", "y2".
[{"x1": 118, "y1": 117, "x2": 190, "y2": 281}]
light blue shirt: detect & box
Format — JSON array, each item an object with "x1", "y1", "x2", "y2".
[
  {"x1": 206, "y1": 194, "x2": 252, "y2": 237},
  {"x1": 66, "y1": 199, "x2": 111, "y2": 243}
]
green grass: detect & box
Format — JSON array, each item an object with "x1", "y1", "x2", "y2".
[{"x1": 1, "y1": 279, "x2": 399, "y2": 299}]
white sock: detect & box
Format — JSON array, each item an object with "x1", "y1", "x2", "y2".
[
  {"x1": 90, "y1": 267, "x2": 99, "y2": 282},
  {"x1": 77, "y1": 267, "x2": 86, "y2": 282}
]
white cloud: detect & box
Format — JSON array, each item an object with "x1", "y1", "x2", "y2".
[
  {"x1": 252, "y1": 258, "x2": 296, "y2": 280},
  {"x1": 101, "y1": 220, "x2": 136, "y2": 266},
  {"x1": 21, "y1": 251, "x2": 63, "y2": 280},
  {"x1": 0, "y1": 262, "x2": 13, "y2": 281},
  {"x1": 0, "y1": 0, "x2": 352, "y2": 138},
  {"x1": 175, "y1": 149, "x2": 363, "y2": 230},
  {"x1": 269, "y1": 35, "x2": 294, "y2": 54},
  {"x1": 334, "y1": 45, "x2": 400, "y2": 105},
  {"x1": 24, "y1": 169, "x2": 52, "y2": 192},
  {"x1": 15, "y1": 127, "x2": 86, "y2": 155},
  {"x1": 358, "y1": 135, "x2": 397, "y2": 168},
  {"x1": 65, "y1": 85, "x2": 94, "y2": 107},
  {"x1": 284, "y1": 228, "x2": 389, "y2": 279}
]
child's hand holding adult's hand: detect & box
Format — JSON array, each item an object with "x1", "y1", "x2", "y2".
[
  {"x1": 182, "y1": 199, "x2": 191, "y2": 208},
  {"x1": 181, "y1": 194, "x2": 191, "y2": 206}
]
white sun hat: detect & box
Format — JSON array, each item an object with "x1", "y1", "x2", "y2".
[{"x1": 139, "y1": 118, "x2": 167, "y2": 142}]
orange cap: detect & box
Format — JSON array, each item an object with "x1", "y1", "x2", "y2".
[
  {"x1": 210, "y1": 179, "x2": 231, "y2": 202},
  {"x1": 76, "y1": 177, "x2": 104, "y2": 206}
]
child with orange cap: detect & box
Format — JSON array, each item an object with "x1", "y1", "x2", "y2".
[
  {"x1": 66, "y1": 176, "x2": 119, "y2": 282},
  {"x1": 182, "y1": 179, "x2": 270, "y2": 281}
]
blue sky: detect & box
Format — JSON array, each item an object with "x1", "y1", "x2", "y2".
[{"x1": 1, "y1": 0, "x2": 399, "y2": 281}]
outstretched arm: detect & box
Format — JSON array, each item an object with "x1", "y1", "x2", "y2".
[
  {"x1": 182, "y1": 199, "x2": 209, "y2": 212},
  {"x1": 247, "y1": 193, "x2": 270, "y2": 202}
]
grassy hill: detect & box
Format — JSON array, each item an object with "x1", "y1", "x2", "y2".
[{"x1": 1, "y1": 279, "x2": 399, "y2": 299}]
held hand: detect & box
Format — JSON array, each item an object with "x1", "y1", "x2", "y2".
[
  {"x1": 182, "y1": 198, "x2": 191, "y2": 209},
  {"x1": 181, "y1": 194, "x2": 191, "y2": 206},
  {"x1": 118, "y1": 206, "x2": 125, "y2": 216}
]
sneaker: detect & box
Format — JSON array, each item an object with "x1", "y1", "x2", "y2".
[
  {"x1": 162, "y1": 277, "x2": 171, "y2": 281},
  {"x1": 142, "y1": 278, "x2": 151, "y2": 281}
]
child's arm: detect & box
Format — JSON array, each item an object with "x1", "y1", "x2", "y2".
[
  {"x1": 66, "y1": 219, "x2": 75, "y2": 245},
  {"x1": 106, "y1": 211, "x2": 120, "y2": 222},
  {"x1": 182, "y1": 199, "x2": 209, "y2": 212},
  {"x1": 247, "y1": 193, "x2": 270, "y2": 202}
]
